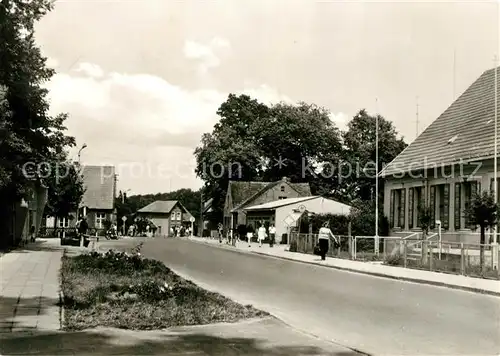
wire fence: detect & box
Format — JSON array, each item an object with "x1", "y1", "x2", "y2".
[{"x1": 289, "y1": 233, "x2": 500, "y2": 280}]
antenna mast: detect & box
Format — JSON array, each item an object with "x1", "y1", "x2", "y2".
[
  {"x1": 453, "y1": 49, "x2": 456, "y2": 100},
  {"x1": 416, "y1": 96, "x2": 419, "y2": 139}
]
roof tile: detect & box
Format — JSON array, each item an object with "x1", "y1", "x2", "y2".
[{"x1": 381, "y1": 67, "x2": 500, "y2": 177}]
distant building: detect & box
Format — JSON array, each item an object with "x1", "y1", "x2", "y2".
[
  {"x1": 136, "y1": 200, "x2": 194, "y2": 236},
  {"x1": 243, "y1": 196, "x2": 353, "y2": 243},
  {"x1": 4, "y1": 180, "x2": 48, "y2": 248},
  {"x1": 380, "y1": 66, "x2": 500, "y2": 244},
  {"x1": 224, "y1": 177, "x2": 312, "y2": 231},
  {"x1": 46, "y1": 165, "x2": 117, "y2": 234}
]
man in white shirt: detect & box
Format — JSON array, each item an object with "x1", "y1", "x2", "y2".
[
  {"x1": 269, "y1": 224, "x2": 276, "y2": 247},
  {"x1": 318, "y1": 221, "x2": 338, "y2": 260}
]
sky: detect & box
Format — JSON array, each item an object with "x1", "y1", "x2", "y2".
[{"x1": 36, "y1": 0, "x2": 499, "y2": 195}]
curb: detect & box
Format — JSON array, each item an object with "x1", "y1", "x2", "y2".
[{"x1": 188, "y1": 238, "x2": 500, "y2": 297}]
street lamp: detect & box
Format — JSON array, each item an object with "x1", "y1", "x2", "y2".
[
  {"x1": 77, "y1": 143, "x2": 87, "y2": 164},
  {"x1": 375, "y1": 98, "x2": 380, "y2": 256}
]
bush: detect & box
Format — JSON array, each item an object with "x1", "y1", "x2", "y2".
[
  {"x1": 61, "y1": 246, "x2": 268, "y2": 330},
  {"x1": 385, "y1": 253, "x2": 403, "y2": 266}
]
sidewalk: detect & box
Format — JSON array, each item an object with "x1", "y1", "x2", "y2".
[
  {"x1": 187, "y1": 236, "x2": 500, "y2": 296},
  {"x1": 0, "y1": 240, "x2": 62, "y2": 333}
]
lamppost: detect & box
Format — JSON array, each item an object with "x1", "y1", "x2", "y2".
[
  {"x1": 375, "y1": 99, "x2": 380, "y2": 256},
  {"x1": 76, "y1": 143, "x2": 87, "y2": 222},
  {"x1": 77, "y1": 143, "x2": 87, "y2": 164}
]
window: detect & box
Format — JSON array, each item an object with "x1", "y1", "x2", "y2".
[
  {"x1": 464, "y1": 181, "x2": 479, "y2": 229},
  {"x1": 435, "y1": 184, "x2": 450, "y2": 230},
  {"x1": 389, "y1": 189, "x2": 405, "y2": 228},
  {"x1": 278, "y1": 196, "x2": 287, "y2": 200},
  {"x1": 58, "y1": 217, "x2": 69, "y2": 228},
  {"x1": 172, "y1": 211, "x2": 181, "y2": 221},
  {"x1": 454, "y1": 183, "x2": 461, "y2": 230},
  {"x1": 95, "y1": 213, "x2": 106, "y2": 229},
  {"x1": 408, "y1": 187, "x2": 423, "y2": 229},
  {"x1": 280, "y1": 186, "x2": 285, "y2": 192}
]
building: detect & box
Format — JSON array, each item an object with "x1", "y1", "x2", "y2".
[
  {"x1": 380, "y1": 66, "x2": 499, "y2": 244},
  {"x1": 5, "y1": 181, "x2": 48, "y2": 248},
  {"x1": 136, "y1": 200, "x2": 194, "y2": 236},
  {"x1": 243, "y1": 196, "x2": 353, "y2": 243},
  {"x1": 224, "y1": 177, "x2": 312, "y2": 231}
]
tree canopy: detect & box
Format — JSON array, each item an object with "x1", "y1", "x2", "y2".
[
  {"x1": 0, "y1": 0, "x2": 75, "y2": 202},
  {"x1": 194, "y1": 94, "x2": 345, "y2": 223},
  {"x1": 194, "y1": 95, "x2": 407, "y2": 225}
]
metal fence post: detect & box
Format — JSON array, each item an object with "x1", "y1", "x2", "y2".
[
  {"x1": 403, "y1": 240, "x2": 408, "y2": 268},
  {"x1": 429, "y1": 244, "x2": 434, "y2": 271},
  {"x1": 354, "y1": 237, "x2": 357, "y2": 260},
  {"x1": 460, "y1": 243, "x2": 465, "y2": 275}
]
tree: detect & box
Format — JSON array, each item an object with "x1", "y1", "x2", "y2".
[
  {"x1": 342, "y1": 109, "x2": 407, "y2": 202},
  {"x1": 194, "y1": 94, "x2": 343, "y2": 225},
  {"x1": 0, "y1": 0, "x2": 75, "y2": 239},
  {"x1": 43, "y1": 159, "x2": 85, "y2": 223},
  {"x1": 464, "y1": 191, "x2": 499, "y2": 270}
]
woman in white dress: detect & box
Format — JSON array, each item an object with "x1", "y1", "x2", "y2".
[{"x1": 257, "y1": 223, "x2": 267, "y2": 247}]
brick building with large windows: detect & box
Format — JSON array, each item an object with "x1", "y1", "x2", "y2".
[{"x1": 380, "y1": 66, "x2": 499, "y2": 244}]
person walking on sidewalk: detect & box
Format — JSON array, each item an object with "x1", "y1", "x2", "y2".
[
  {"x1": 318, "y1": 221, "x2": 337, "y2": 260},
  {"x1": 269, "y1": 224, "x2": 276, "y2": 247},
  {"x1": 257, "y1": 223, "x2": 267, "y2": 247}
]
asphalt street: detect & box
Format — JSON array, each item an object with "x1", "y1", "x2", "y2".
[{"x1": 128, "y1": 237, "x2": 499, "y2": 355}]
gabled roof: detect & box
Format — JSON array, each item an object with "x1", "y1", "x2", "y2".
[
  {"x1": 229, "y1": 178, "x2": 312, "y2": 211},
  {"x1": 380, "y1": 66, "x2": 500, "y2": 177},
  {"x1": 138, "y1": 200, "x2": 181, "y2": 214},
  {"x1": 244, "y1": 196, "x2": 353, "y2": 216},
  {"x1": 137, "y1": 200, "x2": 194, "y2": 218},
  {"x1": 244, "y1": 196, "x2": 318, "y2": 210},
  {"x1": 80, "y1": 165, "x2": 115, "y2": 210}
]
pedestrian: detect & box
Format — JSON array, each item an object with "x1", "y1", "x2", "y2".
[
  {"x1": 246, "y1": 225, "x2": 253, "y2": 247},
  {"x1": 78, "y1": 216, "x2": 89, "y2": 247},
  {"x1": 318, "y1": 221, "x2": 338, "y2": 261},
  {"x1": 257, "y1": 223, "x2": 267, "y2": 247},
  {"x1": 29, "y1": 225, "x2": 36, "y2": 242},
  {"x1": 218, "y1": 223, "x2": 223, "y2": 243},
  {"x1": 269, "y1": 224, "x2": 276, "y2": 247}
]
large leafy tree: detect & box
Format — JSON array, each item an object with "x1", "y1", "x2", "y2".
[
  {"x1": 194, "y1": 94, "x2": 343, "y2": 224},
  {"x1": 342, "y1": 109, "x2": 407, "y2": 202},
  {"x1": 0, "y1": 0, "x2": 75, "y2": 239}
]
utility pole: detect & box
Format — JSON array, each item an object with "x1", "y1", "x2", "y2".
[
  {"x1": 494, "y1": 55, "x2": 498, "y2": 245},
  {"x1": 375, "y1": 98, "x2": 379, "y2": 256}
]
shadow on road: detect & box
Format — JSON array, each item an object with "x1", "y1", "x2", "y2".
[{"x1": 0, "y1": 328, "x2": 361, "y2": 355}]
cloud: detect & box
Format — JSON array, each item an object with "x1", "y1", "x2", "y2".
[
  {"x1": 75, "y1": 62, "x2": 104, "y2": 78},
  {"x1": 183, "y1": 37, "x2": 231, "y2": 74},
  {"x1": 329, "y1": 112, "x2": 350, "y2": 130},
  {"x1": 45, "y1": 62, "x2": 290, "y2": 194}
]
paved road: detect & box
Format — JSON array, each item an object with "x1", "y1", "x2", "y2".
[{"x1": 134, "y1": 238, "x2": 499, "y2": 355}]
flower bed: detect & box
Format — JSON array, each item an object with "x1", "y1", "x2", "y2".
[{"x1": 61, "y1": 245, "x2": 267, "y2": 330}]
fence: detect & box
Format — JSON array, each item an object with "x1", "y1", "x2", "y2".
[
  {"x1": 392, "y1": 239, "x2": 500, "y2": 280},
  {"x1": 288, "y1": 232, "x2": 499, "y2": 280}
]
